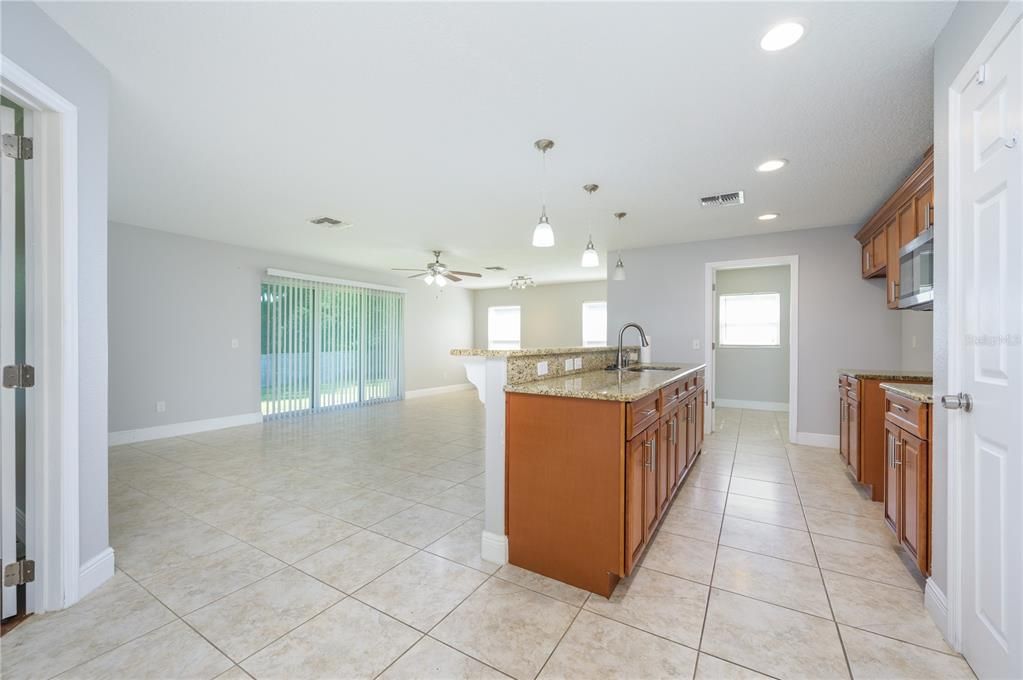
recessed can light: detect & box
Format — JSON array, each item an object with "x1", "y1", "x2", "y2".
[
  {"x1": 756, "y1": 159, "x2": 788, "y2": 173},
  {"x1": 760, "y1": 22, "x2": 805, "y2": 51},
  {"x1": 758, "y1": 213, "x2": 780, "y2": 221}
]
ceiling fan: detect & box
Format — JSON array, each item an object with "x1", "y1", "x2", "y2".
[{"x1": 392, "y1": 250, "x2": 482, "y2": 287}]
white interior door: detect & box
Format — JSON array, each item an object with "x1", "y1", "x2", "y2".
[
  {"x1": 953, "y1": 19, "x2": 1022, "y2": 679},
  {"x1": 1, "y1": 104, "x2": 18, "y2": 618}
]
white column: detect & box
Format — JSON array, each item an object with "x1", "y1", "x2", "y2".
[{"x1": 480, "y1": 357, "x2": 509, "y2": 563}]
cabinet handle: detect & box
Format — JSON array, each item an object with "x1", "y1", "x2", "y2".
[
  {"x1": 895, "y1": 441, "x2": 903, "y2": 466},
  {"x1": 892, "y1": 403, "x2": 909, "y2": 414},
  {"x1": 651, "y1": 439, "x2": 656, "y2": 472},
  {"x1": 642, "y1": 409, "x2": 657, "y2": 418},
  {"x1": 643, "y1": 440, "x2": 653, "y2": 469},
  {"x1": 866, "y1": 250, "x2": 872, "y2": 270}
]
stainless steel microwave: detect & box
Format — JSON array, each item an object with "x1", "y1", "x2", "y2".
[{"x1": 898, "y1": 227, "x2": 934, "y2": 310}]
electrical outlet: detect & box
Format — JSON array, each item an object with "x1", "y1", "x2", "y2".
[
  {"x1": 537, "y1": 361, "x2": 549, "y2": 376},
  {"x1": 564, "y1": 358, "x2": 573, "y2": 371},
  {"x1": 156, "y1": 401, "x2": 166, "y2": 413},
  {"x1": 911, "y1": 335, "x2": 918, "y2": 349},
  {"x1": 231, "y1": 338, "x2": 239, "y2": 349},
  {"x1": 573, "y1": 357, "x2": 582, "y2": 369},
  {"x1": 692, "y1": 338, "x2": 701, "y2": 350}
]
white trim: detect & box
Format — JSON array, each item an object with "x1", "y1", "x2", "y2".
[
  {"x1": 480, "y1": 529, "x2": 509, "y2": 565},
  {"x1": 925, "y1": 578, "x2": 950, "y2": 642},
  {"x1": 78, "y1": 547, "x2": 114, "y2": 600},
  {"x1": 943, "y1": 4, "x2": 1023, "y2": 653},
  {"x1": 1, "y1": 56, "x2": 81, "y2": 613},
  {"x1": 704, "y1": 255, "x2": 799, "y2": 445},
  {"x1": 795, "y1": 432, "x2": 840, "y2": 449},
  {"x1": 110, "y1": 412, "x2": 263, "y2": 446},
  {"x1": 265, "y1": 268, "x2": 406, "y2": 294},
  {"x1": 404, "y1": 383, "x2": 472, "y2": 400},
  {"x1": 715, "y1": 399, "x2": 789, "y2": 412}
]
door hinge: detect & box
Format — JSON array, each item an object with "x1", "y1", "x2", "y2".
[
  {"x1": 2, "y1": 364, "x2": 35, "y2": 389},
  {"x1": 3, "y1": 560, "x2": 35, "y2": 587},
  {"x1": 711, "y1": 400, "x2": 715, "y2": 409},
  {"x1": 711, "y1": 341, "x2": 716, "y2": 350},
  {"x1": 976, "y1": 64, "x2": 987, "y2": 85},
  {"x1": 2, "y1": 134, "x2": 33, "y2": 160}
]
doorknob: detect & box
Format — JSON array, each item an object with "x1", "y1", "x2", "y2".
[{"x1": 941, "y1": 393, "x2": 973, "y2": 412}]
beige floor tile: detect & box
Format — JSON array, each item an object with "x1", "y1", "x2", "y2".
[
  {"x1": 425, "y1": 518, "x2": 500, "y2": 574},
  {"x1": 719, "y1": 516, "x2": 817, "y2": 566},
  {"x1": 295, "y1": 530, "x2": 417, "y2": 593},
  {"x1": 192, "y1": 493, "x2": 312, "y2": 543},
  {"x1": 702, "y1": 589, "x2": 848, "y2": 679},
  {"x1": 0, "y1": 572, "x2": 176, "y2": 679},
  {"x1": 372, "y1": 504, "x2": 469, "y2": 548},
  {"x1": 660, "y1": 504, "x2": 723, "y2": 543},
  {"x1": 695, "y1": 653, "x2": 773, "y2": 679},
  {"x1": 712, "y1": 546, "x2": 832, "y2": 618},
  {"x1": 584, "y1": 567, "x2": 708, "y2": 647},
  {"x1": 725, "y1": 493, "x2": 807, "y2": 530},
  {"x1": 381, "y1": 474, "x2": 459, "y2": 502},
  {"x1": 355, "y1": 552, "x2": 488, "y2": 631},
  {"x1": 639, "y1": 531, "x2": 717, "y2": 584},
  {"x1": 494, "y1": 564, "x2": 589, "y2": 606},
  {"x1": 54, "y1": 620, "x2": 233, "y2": 680},
  {"x1": 823, "y1": 571, "x2": 951, "y2": 653},
  {"x1": 812, "y1": 534, "x2": 922, "y2": 591},
  {"x1": 184, "y1": 567, "x2": 343, "y2": 661},
  {"x1": 728, "y1": 477, "x2": 800, "y2": 504},
  {"x1": 112, "y1": 513, "x2": 239, "y2": 581},
  {"x1": 141, "y1": 543, "x2": 285, "y2": 615},
  {"x1": 804, "y1": 506, "x2": 899, "y2": 547},
  {"x1": 379, "y1": 637, "x2": 509, "y2": 679},
  {"x1": 241, "y1": 598, "x2": 420, "y2": 679},
  {"x1": 731, "y1": 463, "x2": 794, "y2": 485},
  {"x1": 538, "y1": 610, "x2": 697, "y2": 680},
  {"x1": 214, "y1": 666, "x2": 253, "y2": 680},
  {"x1": 325, "y1": 490, "x2": 416, "y2": 527},
  {"x1": 687, "y1": 471, "x2": 731, "y2": 492},
  {"x1": 425, "y1": 459, "x2": 485, "y2": 483},
  {"x1": 799, "y1": 490, "x2": 883, "y2": 519},
  {"x1": 676, "y1": 485, "x2": 727, "y2": 513},
  {"x1": 839, "y1": 625, "x2": 974, "y2": 680},
  {"x1": 431, "y1": 578, "x2": 578, "y2": 680},
  {"x1": 244, "y1": 513, "x2": 360, "y2": 563},
  {"x1": 422, "y1": 483, "x2": 485, "y2": 517}
]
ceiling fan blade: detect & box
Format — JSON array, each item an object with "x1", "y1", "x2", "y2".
[
  {"x1": 392, "y1": 268, "x2": 426, "y2": 272},
  {"x1": 443, "y1": 273, "x2": 463, "y2": 282},
  {"x1": 407, "y1": 272, "x2": 429, "y2": 279},
  {"x1": 448, "y1": 271, "x2": 482, "y2": 278}
]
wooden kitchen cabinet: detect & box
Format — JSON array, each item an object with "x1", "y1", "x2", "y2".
[
  {"x1": 847, "y1": 398, "x2": 860, "y2": 478},
  {"x1": 655, "y1": 419, "x2": 671, "y2": 517},
  {"x1": 625, "y1": 432, "x2": 649, "y2": 570},
  {"x1": 882, "y1": 387, "x2": 932, "y2": 576}
]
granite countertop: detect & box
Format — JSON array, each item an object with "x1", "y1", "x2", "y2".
[
  {"x1": 451, "y1": 346, "x2": 635, "y2": 358},
  {"x1": 839, "y1": 369, "x2": 933, "y2": 381},
  {"x1": 880, "y1": 382, "x2": 935, "y2": 404},
  {"x1": 504, "y1": 363, "x2": 705, "y2": 402}
]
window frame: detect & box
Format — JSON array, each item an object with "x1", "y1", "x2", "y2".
[
  {"x1": 487, "y1": 305, "x2": 522, "y2": 350},
  {"x1": 717, "y1": 292, "x2": 782, "y2": 348},
  {"x1": 581, "y1": 300, "x2": 608, "y2": 348}
]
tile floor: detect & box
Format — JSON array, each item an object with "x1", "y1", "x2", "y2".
[{"x1": 0, "y1": 395, "x2": 976, "y2": 679}]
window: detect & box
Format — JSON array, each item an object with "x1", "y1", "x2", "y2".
[
  {"x1": 719, "y1": 293, "x2": 781, "y2": 347},
  {"x1": 582, "y1": 301, "x2": 608, "y2": 347},
  {"x1": 488, "y1": 306, "x2": 521, "y2": 350}
]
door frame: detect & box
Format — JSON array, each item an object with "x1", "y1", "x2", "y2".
[
  {"x1": 703, "y1": 255, "x2": 799, "y2": 444},
  {"x1": 943, "y1": 3, "x2": 1023, "y2": 653},
  {"x1": 0, "y1": 56, "x2": 81, "y2": 613}
]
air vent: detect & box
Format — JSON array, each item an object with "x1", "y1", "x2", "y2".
[
  {"x1": 309, "y1": 216, "x2": 351, "y2": 228},
  {"x1": 484, "y1": 266, "x2": 507, "y2": 271},
  {"x1": 699, "y1": 191, "x2": 745, "y2": 208}
]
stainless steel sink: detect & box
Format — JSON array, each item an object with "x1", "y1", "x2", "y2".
[{"x1": 626, "y1": 366, "x2": 682, "y2": 372}]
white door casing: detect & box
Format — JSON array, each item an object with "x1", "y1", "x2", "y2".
[
  {"x1": 949, "y1": 17, "x2": 1022, "y2": 679},
  {"x1": 1, "y1": 103, "x2": 17, "y2": 618}
]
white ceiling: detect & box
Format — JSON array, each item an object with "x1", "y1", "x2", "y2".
[{"x1": 40, "y1": 1, "x2": 954, "y2": 289}]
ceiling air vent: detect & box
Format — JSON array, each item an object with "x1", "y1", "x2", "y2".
[
  {"x1": 699, "y1": 191, "x2": 745, "y2": 208},
  {"x1": 484, "y1": 266, "x2": 507, "y2": 271},
  {"x1": 309, "y1": 216, "x2": 351, "y2": 228}
]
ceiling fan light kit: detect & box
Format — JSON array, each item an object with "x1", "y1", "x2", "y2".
[
  {"x1": 509, "y1": 275, "x2": 536, "y2": 290},
  {"x1": 392, "y1": 250, "x2": 482, "y2": 287}
]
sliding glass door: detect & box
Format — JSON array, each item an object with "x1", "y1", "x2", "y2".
[{"x1": 261, "y1": 275, "x2": 404, "y2": 417}]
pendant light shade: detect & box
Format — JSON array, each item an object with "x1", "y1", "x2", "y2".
[
  {"x1": 532, "y1": 139, "x2": 556, "y2": 247},
  {"x1": 435, "y1": 274, "x2": 448, "y2": 288},
  {"x1": 424, "y1": 273, "x2": 435, "y2": 285},
  {"x1": 613, "y1": 254, "x2": 626, "y2": 281},
  {"x1": 582, "y1": 237, "x2": 599, "y2": 267}
]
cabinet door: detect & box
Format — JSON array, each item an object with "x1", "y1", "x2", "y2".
[
  {"x1": 861, "y1": 243, "x2": 873, "y2": 278},
  {"x1": 670, "y1": 408, "x2": 683, "y2": 489},
  {"x1": 656, "y1": 419, "x2": 670, "y2": 517},
  {"x1": 625, "y1": 434, "x2": 648, "y2": 574},
  {"x1": 897, "y1": 199, "x2": 916, "y2": 248},
  {"x1": 871, "y1": 229, "x2": 887, "y2": 273},
  {"x1": 886, "y1": 217, "x2": 901, "y2": 309},
  {"x1": 839, "y1": 390, "x2": 849, "y2": 463},
  {"x1": 848, "y1": 400, "x2": 860, "y2": 478},
  {"x1": 695, "y1": 388, "x2": 705, "y2": 455},
  {"x1": 685, "y1": 398, "x2": 698, "y2": 469},
  {"x1": 914, "y1": 182, "x2": 934, "y2": 236},
  {"x1": 884, "y1": 422, "x2": 901, "y2": 535},
  {"x1": 900, "y1": 430, "x2": 928, "y2": 570},
  {"x1": 643, "y1": 427, "x2": 658, "y2": 539}
]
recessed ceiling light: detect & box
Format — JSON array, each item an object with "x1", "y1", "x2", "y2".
[
  {"x1": 758, "y1": 213, "x2": 780, "y2": 221},
  {"x1": 760, "y1": 22, "x2": 805, "y2": 51},
  {"x1": 756, "y1": 159, "x2": 788, "y2": 173}
]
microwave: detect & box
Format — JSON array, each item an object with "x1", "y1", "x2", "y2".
[{"x1": 898, "y1": 227, "x2": 934, "y2": 310}]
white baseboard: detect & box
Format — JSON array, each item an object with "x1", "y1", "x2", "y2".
[
  {"x1": 715, "y1": 399, "x2": 789, "y2": 412},
  {"x1": 480, "y1": 530, "x2": 509, "y2": 564},
  {"x1": 795, "y1": 432, "x2": 840, "y2": 449},
  {"x1": 109, "y1": 412, "x2": 263, "y2": 446},
  {"x1": 404, "y1": 383, "x2": 472, "y2": 399},
  {"x1": 79, "y1": 547, "x2": 115, "y2": 599},
  {"x1": 925, "y1": 578, "x2": 950, "y2": 643}
]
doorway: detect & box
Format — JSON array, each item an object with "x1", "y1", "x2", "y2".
[{"x1": 704, "y1": 256, "x2": 799, "y2": 444}]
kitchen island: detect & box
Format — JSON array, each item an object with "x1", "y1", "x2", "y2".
[{"x1": 505, "y1": 363, "x2": 706, "y2": 597}]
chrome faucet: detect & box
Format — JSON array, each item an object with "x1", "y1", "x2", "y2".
[{"x1": 613, "y1": 322, "x2": 649, "y2": 370}]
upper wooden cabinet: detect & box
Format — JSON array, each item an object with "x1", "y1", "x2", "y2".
[{"x1": 856, "y1": 147, "x2": 934, "y2": 310}]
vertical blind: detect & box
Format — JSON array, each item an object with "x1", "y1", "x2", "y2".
[{"x1": 260, "y1": 273, "x2": 405, "y2": 418}]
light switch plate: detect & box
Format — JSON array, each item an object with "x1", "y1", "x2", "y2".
[
  {"x1": 231, "y1": 338, "x2": 239, "y2": 349},
  {"x1": 156, "y1": 401, "x2": 166, "y2": 413},
  {"x1": 692, "y1": 339, "x2": 701, "y2": 350},
  {"x1": 573, "y1": 357, "x2": 582, "y2": 369},
  {"x1": 564, "y1": 358, "x2": 573, "y2": 371},
  {"x1": 537, "y1": 361, "x2": 549, "y2": 376}
]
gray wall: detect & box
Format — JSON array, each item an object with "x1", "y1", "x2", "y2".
[
  {"x1": 2, "y1": 3, "x2": 111, "y2": 565},
  {"x1": 900, "y1": 310, "x2": 934, "y2": 372},
  {"x1": 607, "y1": 225, "x2": 903, "y2": 437},
  {"x1": 930, "y1": 0, "x2": 1008, "y2": 596},
  {"x1": 473, "y1": 281, "x2": 607, "y2": 349},
  {"x1": 108, "y1": 223, "x2": 473, "y2": 432},
  {"x1": 715, "y1": 266, "x2": 790, "y2": 405}
]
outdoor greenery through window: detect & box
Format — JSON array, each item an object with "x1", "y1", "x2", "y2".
[
  {"x1": 582, "y1": 301, "x2": 607, "y2": 347},
  {"x1": 488, "y1": 305, "x2": 521, "y2": 350},
  {"x1": 718, "y1": 292, "x2": 781, "y2": 347},
  {"x1": 260, "y1": 275, "x2": 404, "y2": 417}
]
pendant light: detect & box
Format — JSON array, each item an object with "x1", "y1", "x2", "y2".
[
  {"x1": 509, "y1": 275, "x2": 536, "y2": 290},
  {"x1": 581, "y1": 184, "x2": 600, "y2": 268},
  {"x1": 612, "y1": 212, "x2": 627, "y2": 281},
  {"x1": 532, "y1": 139, "x2": 555, "y2": 247}
]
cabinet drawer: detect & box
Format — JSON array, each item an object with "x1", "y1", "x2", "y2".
[
  {"x1": 846, "y1": 376, "x2": 860, "y2": 400},
  {"x1": 660, "y1": 380, "x2": 683, "y2": 411},
  {"x1": 885, "y1": 392, "x2": 928, "y2": 439},
  {"x1": 627, "y1": 392, "x2": 660, "y2": 440}
]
